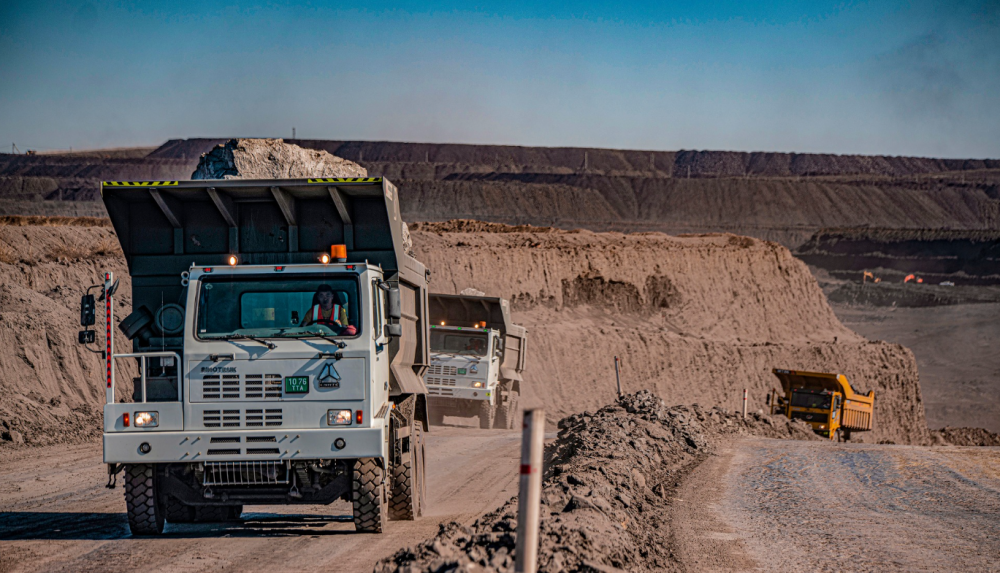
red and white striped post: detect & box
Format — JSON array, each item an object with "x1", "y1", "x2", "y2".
[
  {"x1": 104, "y1": 272, "x2": 115, "y2": 404},
  {"x1": 515, "y1": 409, "x2": 544, "y2": 573},
  {"x1": 742, "y1": 388, "x2": 748, "y2": 419}
]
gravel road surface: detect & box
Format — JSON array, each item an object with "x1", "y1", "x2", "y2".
[
  {"x1": 675, "y1": 438, "x2": 1000, "y2": 572},
  {"x1": 0, "y1": 426, "x2": 520, "y2": 573}
]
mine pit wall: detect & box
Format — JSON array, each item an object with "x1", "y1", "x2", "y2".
[
  {"x1": 411, "y1": 229, "x2": 931, "y2": 445},
  {"x1": 0, "y1": 223, "x2": 929, "y2": 446}
]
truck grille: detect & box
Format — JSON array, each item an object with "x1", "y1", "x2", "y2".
[
  {"x1": 199, "y1": 373, "x2": 284, "y2": 401},
  {"x1": 428, "y1": 365, "x2": 459, "y2": 376},
  {"x1": 203, "y1": 409, "x2": 283, "y2": 428},
  {"x1": 428, "y1": 387, "x2": 455, "y2": 397},
  {"x1": 426, "y1": 376, "x2": 457, "y2": 387},
  {"x1": 203, "y1": 461, "x2": 289, "y2": 485}
]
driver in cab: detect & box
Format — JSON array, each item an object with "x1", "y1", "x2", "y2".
[{"x1": 302, "y1": 284, "x2": 356, "y2": 335}]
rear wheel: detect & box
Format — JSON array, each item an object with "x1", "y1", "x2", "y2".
[
  {"x1": 352, "y1": 458, "x2": 387, "y2": 533},
  {"x1": 124, "y1": 464, "x2": 164, "y2": 535},
  {"x1": 478, "y1": 399, "x2": 495, "y2": 429},
  {"x1": 390, "y1": 424, "x2": 423, "y2": 521},
  {"x1": 163, "y1": 496, "x2": 195, "y2": 523}
]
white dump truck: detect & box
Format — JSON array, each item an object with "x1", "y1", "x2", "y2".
[
  {"x1": 79, "y1": 178, "x2": 430, "y2": 535},
  {"x1": 424, "y1": 294, "x2": 527, "y2": 429}
]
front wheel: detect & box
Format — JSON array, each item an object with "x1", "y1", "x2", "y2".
[
  {"x1": 352, "y1": 458, "x2": 388, "y2": 533},
  {"x1": 478, "y1": 399, "x2": 496, "y2": 429},
  {"x1": 124, "y1": 464, "x2": 164, "y2": 535}
]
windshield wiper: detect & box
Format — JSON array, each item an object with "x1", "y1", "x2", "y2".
[
  {"x1": 299, "y1": 330, "x2": 347, "y2": 349},
  {"x1": 204, "y1": 334, "x2": 276, "y2": 349}
]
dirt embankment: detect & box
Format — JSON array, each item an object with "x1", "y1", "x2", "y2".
[
  {"x1": 0, "y1": 220, "x2": 933, "y2": 446},
  {"x1": 376, "y1": 391, "x2": 820, "y2": 573},
  {"x1": 411, "y1": 223, "x2": 930, "y2": 445},
  {"x1": 0, "y1": 224, "x2": 137, "y2": 446}
]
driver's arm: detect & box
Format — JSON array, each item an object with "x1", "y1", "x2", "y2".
[{"x1": 337, "y1": 306, "x2": 348, "y2": 326}]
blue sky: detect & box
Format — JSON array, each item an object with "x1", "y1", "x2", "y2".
[{"x1": 1, "y1": 1, "x2": 998, "y2": 157}]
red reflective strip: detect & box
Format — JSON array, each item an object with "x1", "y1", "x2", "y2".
[
  {"x1": 106, "y1": 285, "x2": 112, "y2": 388},
  {"x1": 520, "y1": 464, "x2": 534, "y2": 475}
]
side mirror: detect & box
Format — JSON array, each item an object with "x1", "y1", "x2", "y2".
[
  {"x1": 78, "y1": 330, "x2": 96, "y2": 344},
  {"x1": 80, "y1": 294, "x2": 96, "y2": 327},
  {"x1": 386, "y1": 323, "x2": 402, "y2": 337},
  {"x1": 387, "y1": 288, "x2": 402, "y2": 320}
]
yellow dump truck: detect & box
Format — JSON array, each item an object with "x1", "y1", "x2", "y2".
[{"x1": 768, "y1": 369, "x2": 874, "y2": 441}]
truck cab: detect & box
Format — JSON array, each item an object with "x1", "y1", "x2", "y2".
[
  {"x1": 85, "y1": 178, "x2": 430, "y2": 535},
  {"x1": 424, "y1": 294, "x2": 527, "y2": 429}
]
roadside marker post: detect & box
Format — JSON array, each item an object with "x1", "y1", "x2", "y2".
[
  {"x1": 614, "y1": 356, "x2": 622, "y2": 397},
  {"x1": 515, "y1": 409, "x2": 544, "y2": 573},
  {"x1": 743, "y1": 388, "x2": 748, "y2": 419}
]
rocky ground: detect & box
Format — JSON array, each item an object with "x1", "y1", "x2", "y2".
[{"x1": 375, "y1": 391, "x2": 820, "y2": 573}]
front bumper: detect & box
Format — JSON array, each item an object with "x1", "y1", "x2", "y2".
[
  {"x1": 426, "y1": 385, "x2": 494, "y2": 402},
  {"x1": 103, "y1": 426, "x2": 387, "y2": 464}
]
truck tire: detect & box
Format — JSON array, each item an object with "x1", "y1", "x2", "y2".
[
  {"x1": 352, "y1": 458, "x2": 387, "y2": 533},
  {"x1": 124, "y1": 464, "x2": 164, "y2": 535},
  {"x1": 478, "y1": 399, "x2": 496, "y2": 429},
  {"x1": 194, "y1": 504, "x2": 243, "y2": 522},
  {"x1": 499, "y1": 391, "x2": 519, "y2": 430},
  {"x1": 163, "y1": 496, "x2": 195, "y2": 523},
  {"x1": 389, "y1": 425, "x2": 423, "y2": 521}
]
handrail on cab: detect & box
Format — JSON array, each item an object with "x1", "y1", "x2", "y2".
[{"x1": 111, "y1": 352, "x2": 182, "y2": 404}]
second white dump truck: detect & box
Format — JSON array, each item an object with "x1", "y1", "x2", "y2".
[{"x1": 424, "y1": 294, "x2": 527, "y2": 429}]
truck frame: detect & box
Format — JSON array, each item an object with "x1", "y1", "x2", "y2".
[
  {"x1": 769, "y1": 368, "x2": 875, "y2": 441},
  {"x1": 424, "y1": 294, "x2": 527, "y2": 429},
  {"x1": 82, "y1": 178, "x2": 430, "y2": 534}
]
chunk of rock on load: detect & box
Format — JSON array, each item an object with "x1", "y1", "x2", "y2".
[{"x1": 191, "y1": 138, "x2": 367, "y2": 180}]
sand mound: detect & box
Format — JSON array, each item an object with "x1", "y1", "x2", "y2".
[
  {"x1": 931, "y1": 427, "x2": 1000, "y2": 447},
  {"x1": 191, "y1": 138, "x2": 367, "y2": 180},
  {"x1": 376, "y1": 391, "x2": 819, "y2": 573}
]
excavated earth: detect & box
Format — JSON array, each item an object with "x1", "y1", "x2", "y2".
[
  {"x1": 375, "y1": 391, "x2": 821, "y2": 573},
  {"x1": 0, "y1": 218, "x2": 940, "y2": 448}
]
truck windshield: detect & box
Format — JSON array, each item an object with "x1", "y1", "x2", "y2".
[
  {"x1": 430, "y1": 331, "x2": 488, "y2": 356},
  {"x1": 197, "y1": 274, "x2": 360, "y2": 339},
  {"x1": 791, "y1": 391, "x2": 832, "y2": 410}
]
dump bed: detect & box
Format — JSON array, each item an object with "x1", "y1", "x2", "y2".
[
  {"x1": 428, "y1": 293, "x2": 527, "y2": 381},
  {"x1": 101, "y1": 177, "x2": 430, "y2": 394},
  {"x1": 772, "y1": 369, "x2": 874, "y2": 432}
]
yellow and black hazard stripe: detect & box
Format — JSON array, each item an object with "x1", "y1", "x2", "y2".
[
  {"x1": 103, "y1": 181, "x2": 179, "y2": 187},
  {"x1": 307, "y1": 177, "x2": 382, "y2": 183}
]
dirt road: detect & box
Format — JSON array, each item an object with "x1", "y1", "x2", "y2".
[
  {"x1": 674, "y1": 438, "x2": 1000, "y2": 572},
  {"x1": 0, "y1": 426, "x2": 520, "y2": 573}
]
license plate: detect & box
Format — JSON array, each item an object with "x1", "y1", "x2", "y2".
[{"x1": 284, "y1": 376, "x2": 309, "y2": 393}]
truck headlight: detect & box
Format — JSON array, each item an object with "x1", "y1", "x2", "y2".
[
  {"x1": 134, "y1": 411, "x2": 158, "y2": 427},
  {"x1": 472, "y1": 381, "x2": 484, "y2": 388},
  {"x1": 328, "y1": 409, "x2": 353, "y2": 425}
]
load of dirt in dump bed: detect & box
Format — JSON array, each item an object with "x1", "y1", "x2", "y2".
[
  {"x1": 191, "y1": 138, "x2": 367, "y2": 180},
  {"x1": 411, "y1": 222, "x2": 930, "y2": 445},
  {"x1": 376, "y1": 390, "x2": 820, "y2": 573}
]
